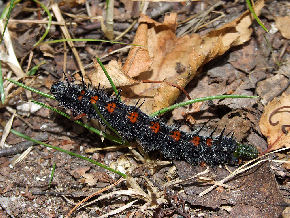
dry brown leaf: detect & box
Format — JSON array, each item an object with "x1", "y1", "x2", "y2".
[
  {"x1": 84, "y1": 0, "x2": 264, "y2": 114},
  {"x1": 275, "y1": 16, "x2": 290, "y2": 39},
  {"x1": 70, "y1": 166, "x2": 91, "y2": 178},
  {"x1": 120, "y1": 0, "x2": 264, "y2": 114},
  {"x1": 259, "y1": 93, "x2": 290, "y2": 152},
  {"x1": 39, "y1": 43, "x2": 55, "y2": 58},
  {"x1": 122, "y1": 18, "x2": 153, "y2": 77},
  {"x1": 76, "y1": 0, "x2": 86, "y2": 4},
  {"x1": 86, "y1": 60, "x2": 139, "y2": 88},
  {"x1": 82, "y1": 173, "x2": 98, "y2": 186},
  {"x1": 81, "y1": 172, "x2": 113, "y2": 186}
]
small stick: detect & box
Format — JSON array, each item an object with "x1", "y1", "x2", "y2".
[{"x1": 0, "y1": 133, "x2": 49, "y2": 157}]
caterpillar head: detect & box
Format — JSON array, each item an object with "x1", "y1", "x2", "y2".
[{"x1": 234, "y1": 143, "x2": 259, "y2": 160}]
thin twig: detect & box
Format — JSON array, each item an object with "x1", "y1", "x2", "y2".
[
  {"x1": 0, "y1": 133, "x2": 49, "y2": 157},
  {"x1": 51, "y1": 3, "x2": 86, "y2": 77},
  {"x1": 199, "y1": 147, "x2": 290, "y2": 196},
  {"x1": 98, "y1": 200, "x2": 138, "y2": 218},
  {"x1": 8, "y1": 19, "x2": 76, "y2": 26},
  {"x1": 177, "y1": 1, "x2": 223, "y2": 36},
  {"x1": 164, "y1": 167, "x2": 210, "y2": 187},
  {"x1": 67, "y1": 177, "x2": 125, "y2": 217},
  {"x1": 115, "y1": 20, "x2": 138, "y2": 41}
]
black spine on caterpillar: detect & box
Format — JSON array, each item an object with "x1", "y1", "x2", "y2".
[{"x1": 51, "y1": 81, "x2": 258, "y2": 165}]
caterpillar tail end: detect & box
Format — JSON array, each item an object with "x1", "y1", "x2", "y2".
[{"x1": 233, "y1": 143, "x2": 259, "y2": 161}]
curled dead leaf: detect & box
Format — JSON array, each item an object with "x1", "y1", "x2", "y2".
[
  {"x1": 259, "y1": 93, "x2": 290, "y2": 152},
  {"x1": 87, "y1": 60, "x2": 139, "y2": 88},
  {"x1": 120, "y1": 0, "x2": 264, "y2": 114},
  {"x1": 80, "y1": 1, "x2": 264, "y2": 115}
]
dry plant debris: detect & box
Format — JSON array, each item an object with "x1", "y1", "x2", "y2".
[
  {"x1": 89, "y1": 0, "x2": 264, "y2": 114},
  {"x1": 275, "y1": 16, "x2": 290, "y2": 39},
  {"x1": 175, "y1": 161, "x2": 285, "y2": 217},
  {"x1": 260, "y1": 93, "x2": 290, "y2": 152}
]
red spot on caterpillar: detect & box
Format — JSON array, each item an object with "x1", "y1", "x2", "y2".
[
  {"x1": 128, "y1": 112, "x2": 138, "y2": 123},
  {"x1": 78, "y1": 90, "x2": 86, "y2": 101},
  {"x1": 206, "y1": 138, "x2": 213, "y2": 147},
  {"x1": 90, "y1": 96, "x2": 99, "y2": 104},
  {"x1": 106, "y1": 103, "x2": 116, "y2": 113},
  {"x1": 170, "y1": 131, "x2": 181, "y2": 141},
  {"x1": 200, "y1": 161, "x2": 207, "y2": 167},
  {"x1": 150, "y1": 122, "x2": 160, "y2": 133},
  {"x1": 191, "y1": 136, "x2": 200, "y2": 147},
  {"x1": 73, "y1": 113, "x2": 86, "y2": 120}
]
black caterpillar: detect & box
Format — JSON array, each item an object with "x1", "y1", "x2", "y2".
[{"x1": 51, "y1": 81, "x2": 258, "y2": 165}]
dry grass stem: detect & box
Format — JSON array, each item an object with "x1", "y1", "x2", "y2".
[
  {"x1": 199, "y1": 147, "x2": 290, "y2": 196},
  {"x1": 0, "y1": 20, "x2": 25, "y2": 77},
  {"x1": 115, "y1": 20, "x2": 138, "y2": 41},
  {"x1": 178, "y1": 0, "x2": 223, "y2": 36},
  {"x1": 51, "y1": 3, "x2": 86, "y2": 77},
  {"x1": 98, "y1": 200, "x2": 138, "y2": 218},
  {"x1": 67, "y1": 177, "x2": 124, "y2": 216},
  {"x1": 164, "y1": 167, "x2": 210, "y2": 187},
  {"x1": 0, "y1": 111, "x2": 16, "y2": 148},
  {"x1": 8, "y1": 19, "x2": 76, "y2": 26},
  {"x1": 10, "y1": 146, "x2": 33, "y2": 166}
]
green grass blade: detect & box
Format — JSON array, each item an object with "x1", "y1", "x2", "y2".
[
  {"x1": 27, "y1": 62, "x2": 46, "y2": 76},
  {"x1": 32, "y1": 0, "x2": 52, "y2": 47},
  {"x1": 91, "y1": 104, "x2": 124, "y2": 141},
  {"x1": 0, "y1": 0, "x2": 17, "y2": 43},
  {"x1": 7, "y1": 78, "x2": 124, "y2": 144},
  {"x1": 7, "y1": 78, "x2": 55, "y2": 99},
  {"x1": 106, "y1": 0, "x2": 110, "y2": 9},
  {"x1": 31, "y1": 100, "x2": 124, "y2": 144},
  {"x1": 0, "y1": 0, "x2": 21, "y2": 19},
  {"x1": 0, "y1": 61, "x2": 4, "y2": 104},
  {"x1": 95, "y1": 57, "x2": 119, "y2": 98},
  {"x1": 10, "y1": 129, "x2": 127, "y2": 178},
  {"x1": 246, "y1": 0, "x2": 268, "y2": 32},
  {"x1": 150, "y1": 95, "x2": 259, "y2": 117},
  {"x1": 48, "y1": 163, "x2": 56, "y2": 187}
]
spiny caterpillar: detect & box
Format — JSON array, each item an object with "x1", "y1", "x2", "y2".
[{"x1": 51, "y1": 81, "x2": 258, "y2": 166}]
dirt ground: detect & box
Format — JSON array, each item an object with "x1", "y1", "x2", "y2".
[{"x1": 0, "y1": 0, "x2": 289, "y2": 217}]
